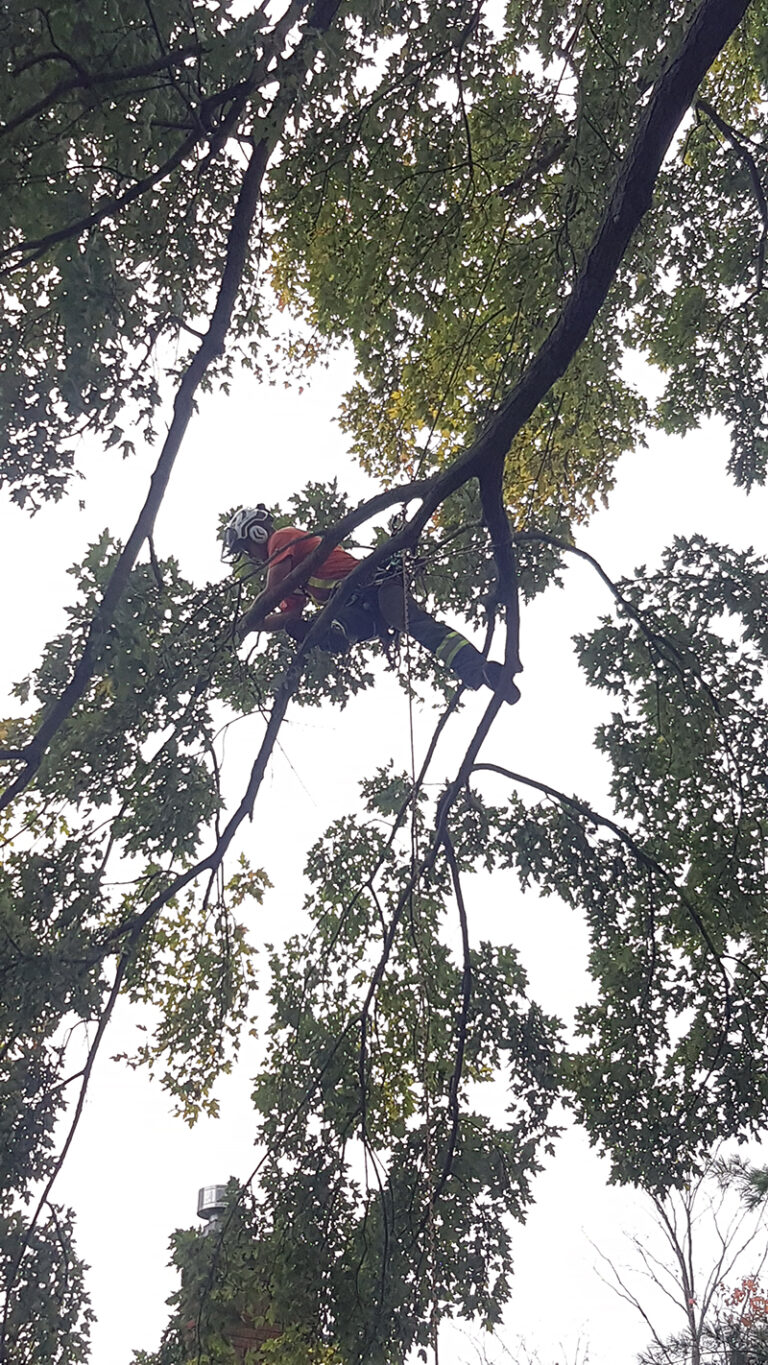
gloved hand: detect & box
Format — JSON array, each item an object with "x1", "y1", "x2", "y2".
[{"x1": 235, "y1": 608, "x2": 259, "y2": 644}]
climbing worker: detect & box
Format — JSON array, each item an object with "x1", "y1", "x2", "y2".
[{"x1": 221, "y1": 505, "x2": 520, "y2": 704}]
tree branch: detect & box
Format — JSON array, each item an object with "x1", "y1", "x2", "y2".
[
  {"x1": 480, "y1": 461, "x2": 522, "y2": 676},
  {"x1": 0, "y1": 0, "x2": 347, "y2": 813},
  {"x1": 514, "y1": 528, "x2": 747, "y2": 822},
  {"x1": 0, "y1": 0, "x2": 317, "y2": 273},
  {"x1": 697, "y1": 94, "x2": 768, "y2": 292},
  {"x1": 471, "y1": 761, "x2": 730, "y2": 992},
  {"x1": 418, "y1": 0, "x2": 751, "y2": 509},
  {"x1": 433, "y1": 828, "x2": 473, "y2": 1202},
  {"x1": 0, "y1": 126, "x2": 206, "y2": 274},
  {"x1": 1, "y1": 44, "x2": 203, "y2": 143},
  {"x1": 497, "y1": 135, "x2": 570, "y2": 199},
  {"x1": 0, "y1": 940, "x2": 133, "y2": 1358}
]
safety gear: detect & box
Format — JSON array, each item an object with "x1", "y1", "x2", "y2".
[{"x1": 221, "y1": 505, "x2": 273, "y2": 561}]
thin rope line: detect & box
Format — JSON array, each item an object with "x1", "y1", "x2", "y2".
[{"x1": 400, "y1": 544, "x2": 440, "y2": 1365}]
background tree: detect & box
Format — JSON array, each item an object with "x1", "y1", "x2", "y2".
[
  {"x1": 2, "y1": 0, "x2": 768, "y2": 1361},
  {"x1": 596, "y1": 1155, "x2": 768, "y2": 1365}
]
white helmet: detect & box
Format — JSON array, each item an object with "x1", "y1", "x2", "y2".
[{"x1": 221, "y1": 505, "x2": 273, "y2": 560}]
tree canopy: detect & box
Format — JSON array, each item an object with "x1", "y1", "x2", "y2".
[{"x1": 1, "y1": 0, "x2": 768, "y2": 1361}]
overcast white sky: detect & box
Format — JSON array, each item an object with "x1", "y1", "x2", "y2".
[{"x1": 2, "y1": 350, "x2": 768, "y2": 1365}]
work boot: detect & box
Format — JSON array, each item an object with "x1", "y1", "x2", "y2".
[
  {"x1": 324, "y1": 620, "x2": 353, "y2": 654},
  {"x1": 481, "y1": 661, "x2": 521, "y2": 705}
]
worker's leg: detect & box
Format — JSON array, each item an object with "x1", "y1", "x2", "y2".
[
  {"x1": 308, "y1": 599, "x2": 379, "y2": 654},
  {"x1": 377, "y1": 580, "x2": 520, "y2": 703}
]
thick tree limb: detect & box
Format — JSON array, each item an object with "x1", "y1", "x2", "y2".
[
  {"x1": 243, "y1": 0, "x2": 751, "y2": 637},
  {"x1": 480, "y1": 460, "x2": 522, "y2": 677},
  {"x1": 417, "y1": 0, "x2": 751, "y2": 507}
]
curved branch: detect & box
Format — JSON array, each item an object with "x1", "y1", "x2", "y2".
[
  {"x1": 433, "y1": 828, "x2": 473, "y2": 1202},
  {"x1": 515, "y1": 528, "x2": 747, "y2": 826},
  {"x1": 0, "y1": 125, "x2": 205, "y2": 273},
  {"x1": 697, "y1": 94, "x2": 768, "y2": 291},
  {"x1": 1, "y1": 0, "x2": 319, "y2": 273},
  {"x1": 514, "y1": 529, "x2": 663, "y2": 645},
  {"x1": 471, "y1": 761, "x2": 731, "y2": 1002}
]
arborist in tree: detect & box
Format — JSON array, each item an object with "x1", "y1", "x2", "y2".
[{"x1": 222, "y1": 505, "x2": 520, "y2": 703}]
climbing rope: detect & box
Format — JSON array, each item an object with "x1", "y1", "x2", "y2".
[{"x1": 400, "y1": 546, "x2": 440, "y2": 1365}]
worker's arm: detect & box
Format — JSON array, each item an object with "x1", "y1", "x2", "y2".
[
  {"x1": 237, "y1": 554, "x2": 305, "y2": 639},
  {"x1": 260, "y1": 603, "x2": 305, "y2": 632}
]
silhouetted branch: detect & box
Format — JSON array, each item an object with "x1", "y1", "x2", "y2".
[
  {"x1": 0, "y1": 126, "x2": 204, "y2": 272},
  {"x1": 481, "y1": 462, "x2": 522, "y2": 676},
  {"x1": 0, "y1": 939, "x2": 134, "y2": 1358},
  {"x1": 434, "y1": 828, "x2": 473, "y2": 1202},
  {"x1": 2, "y1": 44, "x2": 203, "y2": 142},
  {"x1": 697, "y1": 95, "x2": 768, "y2": 291},
  {"x1": 472, "y1": 760, "x2": 728, "y2": 976},
  {"x1": 0, "y1": 0, "x2": 346, "y2": 813}
]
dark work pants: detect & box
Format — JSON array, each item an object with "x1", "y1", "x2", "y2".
[{"x1": 290, "y1": 579, "x2": 488, "y2": 688}]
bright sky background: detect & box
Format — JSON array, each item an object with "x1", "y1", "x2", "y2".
[{"x1": 2, "y1": 348, "x2": 768, "y2": 1365}]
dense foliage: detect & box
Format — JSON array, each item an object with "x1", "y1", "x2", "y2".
[{"x1": 1, "y1": 0, "x2": 767, "y2": 1361}]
